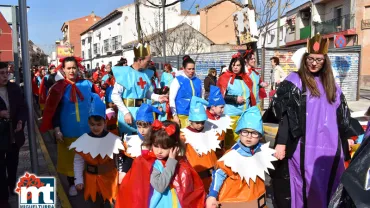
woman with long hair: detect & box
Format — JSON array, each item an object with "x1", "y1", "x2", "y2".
[
  {"x1": 217, "y1": 53, "x2": 256, "y2": 148},
  {"x1": 40, "y1": 56, "x2": 95, "y2": 197},
  {"x1": 169, "y1": 55, "x2": 202, "y2": 128},
  {"x1": 263, "y1": 34, "x2": 364, "y2": 208},
  {"x1": 203, "y1": 68, "x2": 217, "y2": 100}
]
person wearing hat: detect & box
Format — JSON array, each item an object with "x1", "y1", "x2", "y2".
[
  {"x1": 169, "y1": 55, "x2": 202, "y2": 128},
  {"x1": 40, "y1": 56, "x2": 95, "y2": 196},
  {"x1": 180, "y1": 96, "x2": 220, "y2": 191},
  {"x1": 70, "y1": 94, "x2": 124, "y2": 207},
  {"x1": 111, "y1": 43, "x2": 168, "y2": 136},
  {"x1": 206, "y1": 106, "x2": 276, "y2": 208},
  {"x1": 217, "y1": 53, "x2": 256, "y2": 149},
  {"x1": 118, "y1": 103, "x2": 163, "y2": 183},
  {"x1": 263, "y1": 34, "x2": 364, "y2": 208},
  {"x1": 206, "y1": 86, "x2": 232, "y2": 157}
]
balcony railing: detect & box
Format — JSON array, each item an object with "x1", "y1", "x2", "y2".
[
  {"x1": 300, "y1": 25, "x2": 311, "y2": 40},
  {"x1": 362, "y1": 19, "x2": 370, "y2": 30},
  {"x1": 314, "y1": 14, "x2": 355, "y2": 35}
]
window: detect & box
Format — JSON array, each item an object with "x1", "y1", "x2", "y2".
[
  {"x1": 82, "y1": 51, "x2": 85, "y2": 59},
  {"x1": 335, "y1": 6, "x2": 343, "y2": 28},
  {"x1": 88, "y1": 37, "x2": 92, "y2": 43},
  {"x1": 365, "y1": 6, "x2": 370, "y2": 19},
  {"x1": 82, "y1": 39, "x2": 85, "y2": 45}
]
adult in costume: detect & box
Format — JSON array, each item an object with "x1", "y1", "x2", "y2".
[
  {"x1": 263, "y1": 34, "x2": 364, "y2": 208},
  {"x1": 207, "y1": 106, "x2": 276, "y2": 208},
  {"x1": 160, "y1": 63, "x2": 175, "y2": 88},
  {"x1": 217, "y1": 53, "x2": 256, "y2": 149},
  {"x1": 244, "y1": 50, "x2": 268, "y2": 109},
  {"x1": 169, "y1": 55, "x2": 202, "y2": 128},
  {"x1": 329, "y1": 116, "x2": 370, "y2": 207},
  {"x1": 111, "y1": 43, "x2": 167, "y2": 135},
  {"x1": 181, "y1": 96, "x2": 220, "y2": 191},
  {"x1": 70, "y1": 94, "x2": 124, "y2": 207},
  {"x1": 40, "y1": 56, "x2": 94, "y2": 196},
  {"x1": 39, "y1": 65, "x2": 54, "y2": 110}
]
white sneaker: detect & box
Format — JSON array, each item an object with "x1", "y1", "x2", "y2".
[{"x1": 69, "y1": 186, "x2": 78, "y2": 196}]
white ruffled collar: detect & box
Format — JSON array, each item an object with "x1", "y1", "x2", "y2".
[
  {"x1": 181, "y1": 120, "x2": 220, "y2": 155},
  {"x1": 69, "y1": 133, "x2": 124, "y2": 159},
  {"x1": 123, "y1": 134, "x2": 143, "y2": 158},
  {"x1": 207, "y1": 115, "x2": 233, "y2": 135},
  {"x1": 219, "y1": 142, "x2": 277, "y2": 185}
]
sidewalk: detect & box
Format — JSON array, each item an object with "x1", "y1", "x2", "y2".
[{"x1": 8, "y1": 123, "x2": 62, "y2": 208}]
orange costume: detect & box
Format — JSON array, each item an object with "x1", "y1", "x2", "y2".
[
  {"x1": 70, "y1": 132, "x2": 124, "y2": 203},
  {"x1": 181, "y1": 120, "x2": 221, "y2": 191},
  {"x1": 208, "y1": 142, "x2": 277, "y2": 208}
]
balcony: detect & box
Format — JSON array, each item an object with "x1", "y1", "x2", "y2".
[
  {"x1": 362, "y1": 19, "x2": 370, "y2": 30},
  {"x1": 300, "y1": 25, "x2": 311, "y2": 40},
  {"x1": 314, "y1": 14, "x2": 354, "y2": 35}
]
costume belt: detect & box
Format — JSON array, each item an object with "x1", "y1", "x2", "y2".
[
  {"x1": 197, "y1": 167, "x2": 214, "y2": 179},
  {"x1": 85, "y1": 161, "x2": 116, "y2": 175},
  {"x1": 220, "y1": 193, "x2": 267, "y2": 208},
  {"x1": 123, "y1": 98, "x2": 146, "y2": 107}
]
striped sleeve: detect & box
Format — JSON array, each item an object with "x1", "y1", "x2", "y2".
[{"x1": 208, "y1": 168, "x2": 227, "y2": 199}]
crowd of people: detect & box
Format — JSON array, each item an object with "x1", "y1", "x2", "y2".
[{"x1": 0, "y1": 33, "x2": 369, "y2": 208}]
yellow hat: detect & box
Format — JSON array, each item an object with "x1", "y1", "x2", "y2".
[
  {"x1": 134, "y1": 43, "x2": 151, "y2": 58},
  {"x1": 307, "y1": 33, "x2": 329, "y2": 55}
]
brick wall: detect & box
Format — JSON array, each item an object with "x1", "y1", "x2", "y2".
[{"x1": 65, "y1": 15, "x2": 101, "y2": 57}]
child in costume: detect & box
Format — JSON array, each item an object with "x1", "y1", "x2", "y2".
[
  {"x1": 206, "y1": 106, "x2": 277, "y2": 208},
  {"x1": 70, "y1": 94, "x2": 124, "y2": 207},
  {"x1": 206, "y1": 86, "x2": 233, "y2": 158},
  {"x1": 115, "y1": 120, "x2": 206, "y2": 208},
  {"x1": 118, "y1": 103, "x2": 163, "y2": 183},
  {"x1": 154, "y1": 86, "x2": 171, "y2": 121},
  {"x1": 181, "y1": 96, "x2": 220, "y2": 192}
]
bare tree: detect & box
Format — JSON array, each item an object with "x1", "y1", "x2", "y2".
[
  {"x1": 143, "y1": 11, "x2": 209, "y2": 56},
  {"x1": 253, "y1": 0, "x2": 295, "y2": 47}
]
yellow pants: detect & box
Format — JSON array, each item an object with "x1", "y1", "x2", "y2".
[
  {"x1": 57, "y1": 137, "x2": 77, "y2": 177},
  {"x1": 224, "y1": 116, "x2": 240, "y2": 149},
  {"x1": 178, "y1": 115, "x2": 189, "y2": 129}
]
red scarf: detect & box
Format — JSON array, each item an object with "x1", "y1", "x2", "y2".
[{"x1": 64, "y1": 78, "x2": 84, "y2": 103}]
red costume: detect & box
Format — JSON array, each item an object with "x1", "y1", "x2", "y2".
[{"x1": 115, "y1": 152, "x2": 206, "y2": 208}]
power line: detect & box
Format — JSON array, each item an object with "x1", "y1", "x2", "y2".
[
  {"x1": 167, "y1": 0, "x2": 198, "y2": 37},
  {"x1": 205, "y1": 5, "x2": 240, "y2": 34}
]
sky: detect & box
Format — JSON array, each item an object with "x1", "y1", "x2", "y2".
[{"x1": 1, "y1": 0, "x2": 306, "y2": 55}]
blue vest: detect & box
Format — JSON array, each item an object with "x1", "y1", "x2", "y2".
[
  {"x1": 113, "y1": 66, "x2": 154, "y2": 134},
  {"x1": 60, "y1": 80, "x2": 93, "y2": 138},
  {"x1": 249, "y1": 71, "x2": 261, "y2": 104},
  {"x1": 175, "y1": 76, "x2": 202, "y2": 116},
  {"x1": 224, "y1": 78, "x2": 251, "y2": 116}
]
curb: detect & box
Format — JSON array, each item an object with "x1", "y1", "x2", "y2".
[
  {"x1": 263, "y1": 124, "x2": 278, "y2": 136},
  {"x1": 35, "y1": 123, "x2": 72, "y2": 208}
]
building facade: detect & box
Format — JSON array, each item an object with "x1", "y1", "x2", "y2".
[
  {"x1": 61, "y1": 12, "x2": 101, "y2": 57},
  {"x1": 257, "y1": 16, "x2": 287, "y2": 48},
  {"x1": 80, "y1": 1, "x2": 199, "y2": 68},
  {"x1": 199, "y1": 0, "x2": 243, "y2": 45}
]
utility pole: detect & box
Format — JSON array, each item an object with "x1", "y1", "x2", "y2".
[
  {"x1": 276, "y1": 0, "x2": 282, "y2": 48},
  {"x1": 135, "y1": 0, "x2": 143, "y2": 43},
  {"x1": 18, "y1": 0, "x2": 39, "y2": 174},
  {"x1": 145, "y1": 0, "x2": 184, "y2": 62},
  {"x1": 162, "y1": 0, "x2": 166, "y2": 63}
]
